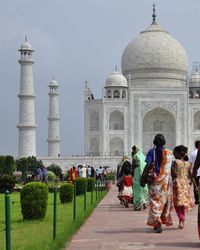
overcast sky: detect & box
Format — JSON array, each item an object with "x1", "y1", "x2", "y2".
[{"x1": 0, "y1": 0, "x2": 199, "y2": 157}]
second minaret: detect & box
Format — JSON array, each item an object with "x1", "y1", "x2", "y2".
[{"x1": 47, "y1": 78, "x2": 61, "y2": 157}]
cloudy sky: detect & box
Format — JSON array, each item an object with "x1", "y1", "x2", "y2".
[{"x1": 0, "y1": 0, "x2": 199, "y2": 157}]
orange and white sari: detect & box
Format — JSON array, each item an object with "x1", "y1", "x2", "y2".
[{"x1": 147, "y1": 149, "x2": 173, "y2": 227}]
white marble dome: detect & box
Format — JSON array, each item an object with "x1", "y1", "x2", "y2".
[
  {"x1": 121, "y1": 22, "x2": 188, "y2": 80},
  {"x1": 105, "y1": 70, "x2": 128, "y2": 87}
]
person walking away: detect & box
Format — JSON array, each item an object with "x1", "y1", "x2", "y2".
[
  {"x1": 116, "y1": 155, "x2": 129, "y2": 203},
  {"x1": 68, "y1": 166, "x2": 78, "y2": 184},
  {"x1": 189, "y1": 140, "x2": 200, "y2": 204},
  {"x1": 120, "y1": 161, "x2": 133, "y2": 208},
  {"x1": 132, "y1": 145, "x2": 148, "y2": 210},
  {"x1": 87, "y1": 165, "x2": 91, "y2": 178},
  {"x1": 81, "y1": 165, "x2": 87, "y2": 178},
  {"x1": 171, "y1": 145, "x2": 195, "y2": 229},
  {"x1": 145, "y1": 134, "x2": 173, "y2": 233}
]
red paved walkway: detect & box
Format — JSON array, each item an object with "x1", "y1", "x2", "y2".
[{"x1": 64, "y1": 185, "x2": 200, "y2": 250}]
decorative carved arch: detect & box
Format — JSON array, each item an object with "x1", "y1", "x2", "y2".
[
  {"x1": 109, "y1": 110, "x2": 124, "y2": 130},
  {"x1": 142, "y1": 107, "x2": 176, "y2": 153},
  {"x1": 89, "y1": 111, "x2": 99, "y2": 131},
  {"x1": 194, "y1": 111, "x2": 200, "y2": 130},
  {"x1": 113, "y1": 90, "x2": 120, "y2": 98},
  {"x1": 90, "y1": 137, "x2": 99, "y2": 156}
]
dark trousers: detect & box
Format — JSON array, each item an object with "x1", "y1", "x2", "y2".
[{"x1": 194, "y1": 176, "x2": 200, "y2": 204}]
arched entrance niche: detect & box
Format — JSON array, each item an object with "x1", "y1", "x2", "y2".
[
  {"x1": 90, "y1": 137, "x2": 99, "y2": 156},
  {"x1": 109, "y1": 137, "x2": 124, "y2": 156},
  {"x1": 194, "y1": 111, "x2": 200, "y2": 130},
  {"x1": 109, "y1": 110, "x2": 124, "y2": 130},
  {"x1": 142, "y1": 107, "x2": 176, "y2": 153}
]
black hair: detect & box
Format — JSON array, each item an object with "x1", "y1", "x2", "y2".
[
  {"x1": 123, "y1": 161, "x2": 131, "y2": 175},
  {"x1": 173, "y1": 145, "x2": 188, "y2": 160},
  {"x1": 195, "y1": 140, "x2": 200, "y2": 149},
  {"x1": 153, "y1": 134, "x2": 166, "y2": 148}
]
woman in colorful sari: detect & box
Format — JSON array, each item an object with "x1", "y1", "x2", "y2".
[
  {"x1": 132, "y1": 145, "x2": 148, "y2": 210},
  {"x1": 145, "y1": 134, "x2": 173, "y2": 233}
]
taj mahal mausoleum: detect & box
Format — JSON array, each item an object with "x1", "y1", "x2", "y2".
[{"x1": 17, "y1": 6, "x2": 200, "y2": 171}]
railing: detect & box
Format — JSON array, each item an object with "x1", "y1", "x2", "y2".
[{"x1": 3, "y1": 180, "x2": 107, "y2": 249}]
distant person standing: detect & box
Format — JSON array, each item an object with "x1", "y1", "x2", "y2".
[
  {"x1": 189, "y1": 140, "x2": 200, "y2": 204},
  {"x1": 81, "y1": 165, "x2": 87, "y2": 178}
]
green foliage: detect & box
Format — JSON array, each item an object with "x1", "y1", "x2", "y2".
[
  {"x1": 74, "y1": 177, "x2": 88, "y2": 195},
  {"x1": 16, "y1": 157, "x2": 28, "y2": 179},
  {"x1": 47, "y1": 164, "x2": 62, "y2": 177},
  {"x1": 0, "y1": 174, "x2": 16, "y2": 193},
  {"x1": 105, "y1": 172, "x2": 115, "y2": 181},
  {"x1": 60, "y1": 183, "x2": 74, "y2": 203},
  {"x1": 0, "y1": 155, "x2": 16, "y2": 175},
  {"x1": 0, "y1": 156, "x2": 4, "y2": 175},
  {"x1": 27, "y1": 156, "x2": 43, "y2": 173},
  {"x1": 47, "y1": 171, "x2": 56, "y2": 181},
  {"x1": 87, "y1": 177, "x2": 95, "y2": 192},
  {"x1": 20, "y1": 182, "x2": 48, "y2": 220}
]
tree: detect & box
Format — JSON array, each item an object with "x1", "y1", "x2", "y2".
[
  {"x1": 47, "y1": 164, "x2": 62, "y2": 177},
  {"x1": 2, "y1": 155, "x2": 16, "y2": 175},
  {"x1": 16, "y1": 157, "x2": 28, "y2": 179},
  {"x1": 27, "y1": 156, "x2": 43, "y2": 173}
]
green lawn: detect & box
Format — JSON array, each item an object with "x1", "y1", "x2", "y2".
[{"x1": 0, "y1": 189, "x2": 107, "y2": 250}]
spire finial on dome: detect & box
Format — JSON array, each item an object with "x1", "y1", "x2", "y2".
[
  {"x1": 25, "y1": 35, "x2": 27, "y2": 42},
  {"x1": 115, "y1": 65, "x2": 118, "y2": 71},
  {"x1": 152, "y1": 3, "x2": 156, "y2": 23}
]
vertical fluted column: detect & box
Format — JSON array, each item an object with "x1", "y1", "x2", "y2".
[
  {"x1": 17, "y1": 40, "x2": 37, "y2": 157},
  {"x1": 47, "y1": 79, "x2": 61, "y2": 157}
]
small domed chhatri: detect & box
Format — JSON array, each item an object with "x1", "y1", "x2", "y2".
[{"x1": 105, "y1": 70, "x2": 128, "y2": 87}]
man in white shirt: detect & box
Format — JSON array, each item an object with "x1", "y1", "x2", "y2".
[{"x1": 189, "y1": 140, "x2": 200, "y2": 204}]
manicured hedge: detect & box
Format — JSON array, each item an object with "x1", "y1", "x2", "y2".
[
  {"x1": 60, "y1": 183, "x2": 74, "y2": 203},
  {"x1": 0, "y1": 175, "x2": 16, "y2": 193},
  {"x1": 20, "y1": 182, "x2": 48, "y2": 220},
  {"x1": 74, "y1": 177, "x2": 88, "y2": 195},
  {"x1": 87, "y1": 177, "x2": 95, "y2": 192}
]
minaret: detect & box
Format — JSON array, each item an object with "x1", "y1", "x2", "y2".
[
  {"x1": 17, "y1": 38, "x2": 37, "y2": 157},
  {"x1": 47, "y1": 78, "x2": 61, "y2": 157}
]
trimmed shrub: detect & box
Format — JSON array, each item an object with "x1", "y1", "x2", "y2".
[
  {"x1": 74, "y1": 177, "x2": 88, "y2": 195},
  {"x1": 20, "y1": 182, "x2": 48, "y2": 220},
  {"x1": 47, "y1": 170, "x2": 56, "y2": 181},
  {"x1": 60, "y1": 183, "x2": 74, "y2": 203},
  {"x1": 87, "y1": 177, "x2": 95, "y2": 192},
  {"x1": 0, "y1": 175, "x2": 16, "y2": 193},
  {"x1": 105, "y1": 172, "x2": 115, "y2": 181}
]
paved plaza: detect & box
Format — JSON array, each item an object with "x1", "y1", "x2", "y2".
[{"x1": 65, "y1": 185, "x2": 200, "y2": 250}]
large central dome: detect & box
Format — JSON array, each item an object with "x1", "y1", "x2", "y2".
[{"x1": 121, "y1": 21, "x2": 188, "y2": 82}]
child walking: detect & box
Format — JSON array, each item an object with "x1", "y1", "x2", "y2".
[
  {"x1": 171, "y1": 145, "x2": 195, "y2": 229},
  {"x1": 120, "y1": 161, "x2": 133, "y2": 208}
]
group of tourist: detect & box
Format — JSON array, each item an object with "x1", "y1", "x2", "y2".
[
  {"x1": 117, "y1": 133, "x2": 199, "y2": 233},
  {"x1": 67, "y1": 165, "x2": 108, "y2": 183}
]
